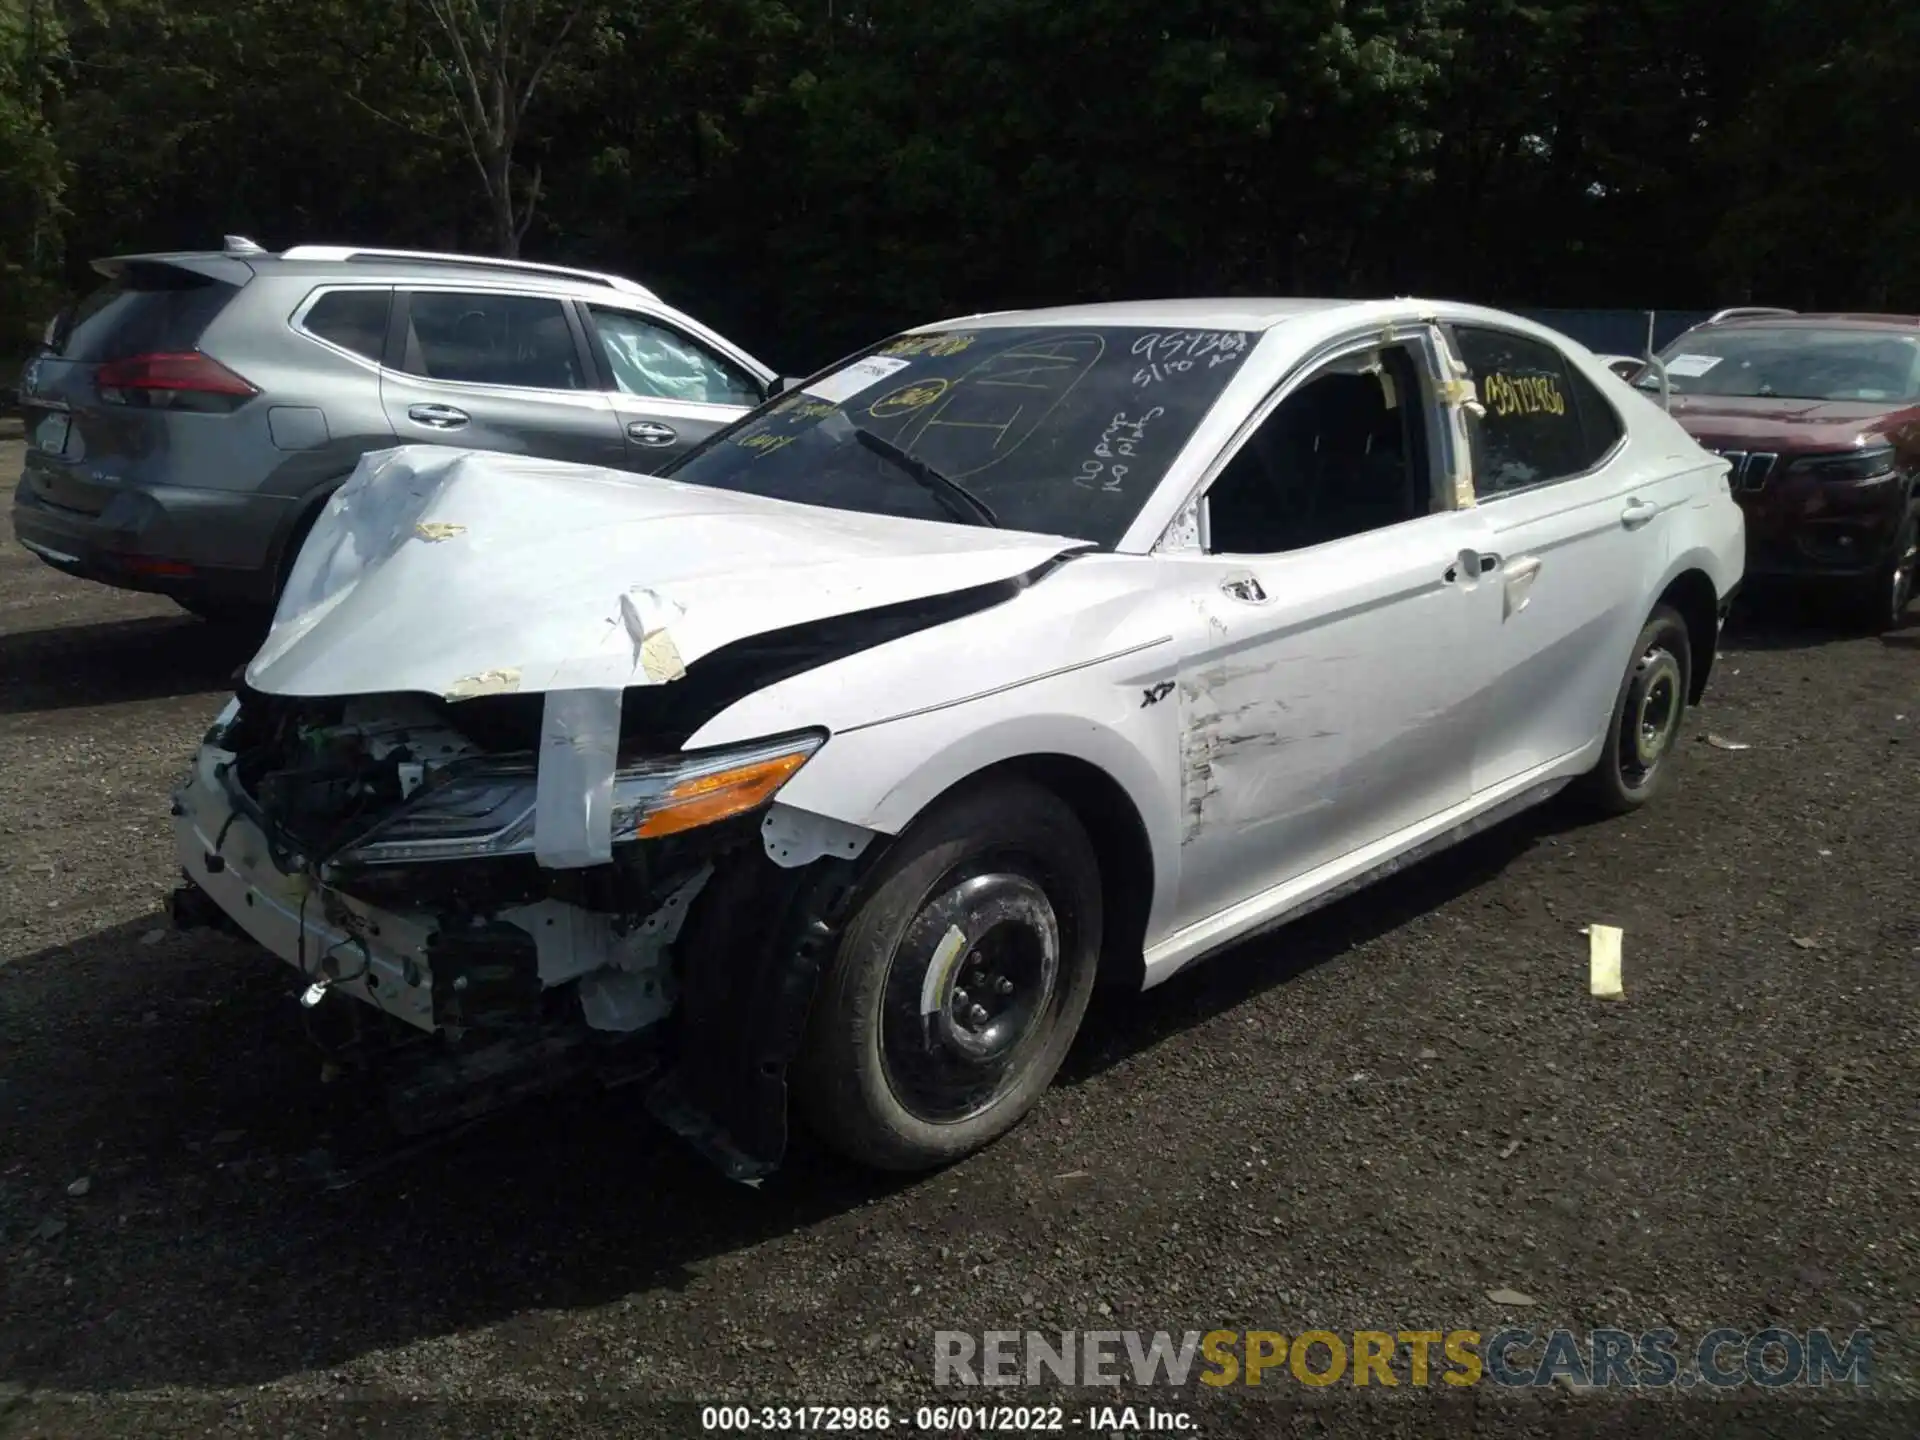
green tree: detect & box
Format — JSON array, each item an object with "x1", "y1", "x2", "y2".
[
  {"x1": 0, "y1": 0, "x2": 66, "y2": 357},
  {"x1": 417, "y1": 0, "x2": 601, "y2": 256}
]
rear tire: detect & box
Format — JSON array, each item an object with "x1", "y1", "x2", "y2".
[
  {"x1": 1575, "y1": 604, "x2": 1692, "y2": 815},
  {"x1": 794, "y1": 779, "x2": 1102, "y2": 1171},
  {"x1": 174, "y1": 594, "x2": 270, "y2": 629}
]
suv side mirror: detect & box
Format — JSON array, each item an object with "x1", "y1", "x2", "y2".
[{"x1": 771, "y1": 376, "x2": 803, "y2": 397}]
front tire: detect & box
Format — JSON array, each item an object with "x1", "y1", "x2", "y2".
[
  {"x1": 1846, "y1": 508, "x2": 1916, "y2": 633},
  {"x1": 794, "y1": 778, "x2": 1102, "y2": 1171},
  {"x1": 1575, "y1": 604, "x2": 1692, "y2": 815}
]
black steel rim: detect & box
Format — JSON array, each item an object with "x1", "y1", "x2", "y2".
[
  {"x1": 878, "y1": 864, "x2": 1064, "y2": 1124},
  {"x1": 1621, "y1": 642, "x2": 1683, "y2": 788}
]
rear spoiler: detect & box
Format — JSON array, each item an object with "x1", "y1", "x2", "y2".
[{"x1": 89, "y1": 252, "x2": 258, "y2": 286}]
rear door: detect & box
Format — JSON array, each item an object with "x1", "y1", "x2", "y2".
[
  {"x1": 577, "y1": 302, "x2": 770, "y2": 471},
  {"x1": 379, "y1": 288, "x2": 625, "y2": 468},
  {"x1": 1443, "y1": 324, "x2": 1674, "y2": 793}
]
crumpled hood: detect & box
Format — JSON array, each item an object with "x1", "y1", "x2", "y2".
[{"x1": 246, "y1": 445, "x2": 1090, "y2": 700}]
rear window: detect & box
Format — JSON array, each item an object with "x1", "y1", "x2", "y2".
[
  {"x1": 55, "y1": 264, "x2": 240, "y2": 363},
  {"x1": 303, "y1": 289, "x2": 392, "y2": 362},
  {"x1": 1453, "y1": 326, "x2": 1626, "y2": 496}
]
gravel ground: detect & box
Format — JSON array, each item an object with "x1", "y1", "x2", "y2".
[{"x1": 1, "y1": 430, "x2": 1915, "y2": 1438}]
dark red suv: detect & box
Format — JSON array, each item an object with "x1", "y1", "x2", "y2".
[{"x1": 1634, "y1": 309, "x2": 1919, "y2": 630}]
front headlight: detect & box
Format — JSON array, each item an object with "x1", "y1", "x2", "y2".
[
  {"x1": 1787, "y1": 444, "x2": 1898, "y2": 483},
  {"x1": 333, "y1": 731, "x2": 826, "y2": 867}
]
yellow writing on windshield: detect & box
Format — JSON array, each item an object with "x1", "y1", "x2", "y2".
[
  {"x1": 881, "y1": 333, "x2": 976, "y2": 358},
  {"x1": 737, "y1": 432, "x2": 795, "y2": 456},
  {"x1": 869, "y1": 378, "x2": 950, "y2": 418}
]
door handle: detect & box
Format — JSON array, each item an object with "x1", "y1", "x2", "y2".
[
  {"x1": 1444, "y1": 552, "x2": 1500, "y2": 583},
  {"x1": 627, "y1": 420, "x2": 679, "y2": 447},
  {"x1": 1621, "y1": 498, "x2": 1658, "y2": 530},
  {"x1": 1220, "y1": 576, "x2": 1269, "y2": 604},
  {"x1": 407, "y1": 403, "x2": 469, "y2": 429}
]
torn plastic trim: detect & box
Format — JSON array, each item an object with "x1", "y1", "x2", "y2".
[
  {"x1": 648, "y1": 840, "x2": 880, "y2": 1180},
  {"x1": 328, "y1": 729, "x2": 826, "y2": 870},
  {"x1": 760, "y1": 802, "x2": 878, "y2": 869},
  {"x1": 500, "y1": 863, "x2": 712, "y2": 1032}
]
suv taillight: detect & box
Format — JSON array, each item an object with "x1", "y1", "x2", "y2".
[{"x1": 95, "y1": 352, "x2": 257, "y2": 410}]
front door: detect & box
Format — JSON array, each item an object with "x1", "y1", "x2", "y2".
[
  {"x1": 579, "y1": 303, "x2": 767, "y2": 471},
  {"x1": 1162, "y1": 333, "x2": 1503, "y2": 933}
]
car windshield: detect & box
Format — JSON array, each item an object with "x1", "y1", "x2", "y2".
[
  {"x1": 1641, "y1": 327, "x2": 1920, "y2": 403},
  {"x1": 661, "y1": 324, "x2": 1260, "y2": 546}
]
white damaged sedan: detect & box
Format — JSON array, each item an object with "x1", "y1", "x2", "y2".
[{"x1": 169, "y1": 299, "x2": 1744, "y2": 1176}]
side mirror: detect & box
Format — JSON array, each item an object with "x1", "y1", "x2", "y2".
[{"x1": 771, "y1": 376, "x2": 804, "y2": 397}]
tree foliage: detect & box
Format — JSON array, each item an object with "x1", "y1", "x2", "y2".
[{"x1": 1, "y1": 0, "x2": 1914, "y2": 368}]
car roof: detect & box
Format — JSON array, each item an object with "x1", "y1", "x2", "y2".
[
  {"x1": 908, "y1": 298, "x2": 1370, "y2": 333},
  {"x1": 94, "y1": 247, "x2": 661, "y2": 303},
  {"x1": 904, "y1": 298, "x2": 1620, "y2": 359}
]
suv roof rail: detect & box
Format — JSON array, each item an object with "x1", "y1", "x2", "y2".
[
  {"x1": 277, "y1": 245, "x2": 655, "y2": 297},
  {"x1": 1707, "y1": 306, "x2": 1797, "y2": 324}
]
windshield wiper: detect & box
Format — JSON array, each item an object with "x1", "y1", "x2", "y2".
[{"x1": 852, "y1": 426, "x2": 1000, "y2": 528}]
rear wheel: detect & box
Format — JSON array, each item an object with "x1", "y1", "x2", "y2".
[
  {"x1": 794, "y1": 779, "x2": 1102, "y2": 1171},
  {"x1": 1575, "y1": 604, "x2": 1692, "y2": 815},
  {"x1": 174, "y1": 593, "x2": 270, "y2": 629}
]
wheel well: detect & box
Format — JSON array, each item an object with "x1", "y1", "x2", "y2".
[
  {"x1": 271, "y1": 480, "x2": 345, "y2": 593},
  {"x1": 1658, "y1": 569, "x2": 1720, "y2": 704},
  {"x1": 945, "y1": 754, "x2": 1154, "y2": 993}
]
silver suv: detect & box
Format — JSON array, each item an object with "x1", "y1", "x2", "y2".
[{"x1": 13, "y1": 239, "x2": 783, "y2": 621}]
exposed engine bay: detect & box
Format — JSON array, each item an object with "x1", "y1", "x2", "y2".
[{"x1": 169, "y1": 687, "x2": 873, "y2": 1173}]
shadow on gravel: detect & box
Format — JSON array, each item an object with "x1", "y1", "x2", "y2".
[
  {"x1": 0, "y1": 917, "x2": 912, "y2": 1395},
  {"x1": 0, "y1": 795, "x2": 1600, "y2": 1395},
  {"x1": 1720, "y1": 586, "x2": 1902, "y2": 652},
  {"x1": 0, "y1": 614, "x2": 256, "y2": 714}
]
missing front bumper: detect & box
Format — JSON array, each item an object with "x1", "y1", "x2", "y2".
[{"x1": 168, "y1": 734, "x2": 882, "y2": 1177}]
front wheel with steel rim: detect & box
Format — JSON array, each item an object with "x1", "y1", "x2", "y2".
[
  {"x1": 1576, "y1": 604, "x2": 1693, "y2": 815},
  {"x1": 794, "y1": 778, "x2": 1102, "y2": 1171}
]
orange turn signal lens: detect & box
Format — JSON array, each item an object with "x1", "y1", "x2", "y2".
[{"x1": 633, "y1": 750, "x2": 812, "y2": 839}]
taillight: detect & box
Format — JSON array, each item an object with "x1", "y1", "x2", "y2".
[{"x1": 95, "y1": 352, "x2": 257, "y2": 411}]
